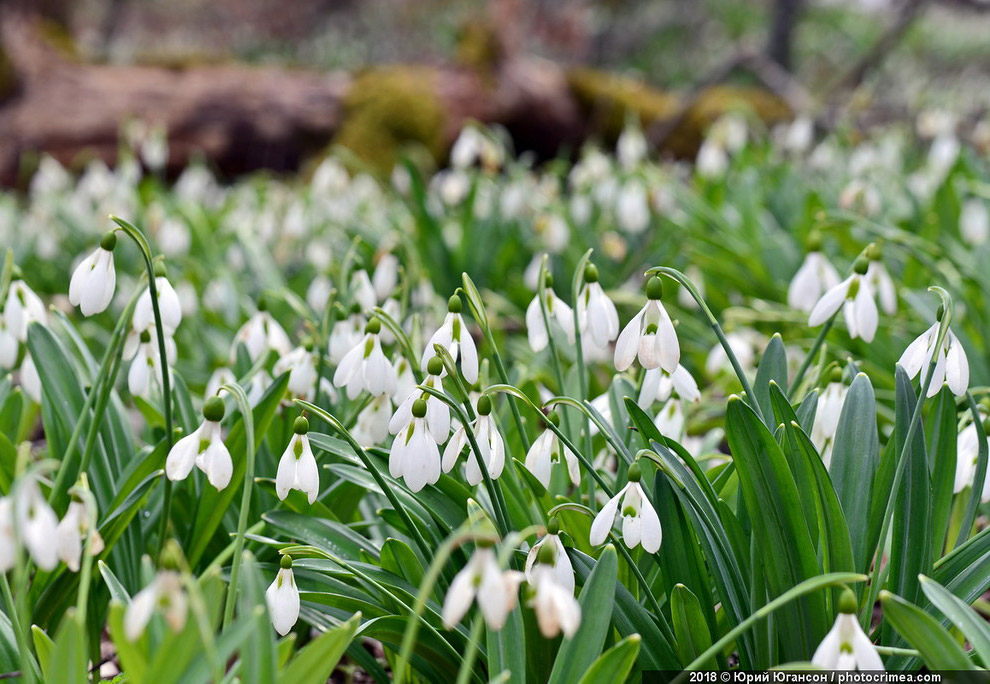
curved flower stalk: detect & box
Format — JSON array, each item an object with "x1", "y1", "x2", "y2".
[
  {"x1": 165, "y1": 396, "x2": 232, "y2": 490},
  {"x1": 276, "y1": 417, "x2": 319, "y2": 504},
  {"x1": 589, "y1": 462, "x2": 661, "y2": 553},
  {"x1": 615, "y1": 275, "x2": 679, "y2": 373},
  {"x1": 443, "y1": 395, "x2": 505, "y2": 487},
  {"x1": 421, "y1": 294, "x2": 478, "y2": 385},
  {"x1": 266, "y1": 555, "x2": 300, "y2": 636}
]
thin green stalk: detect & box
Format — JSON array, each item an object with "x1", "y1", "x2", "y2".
[
  {"x1": 788, "y1": 315, "x2": 836, "y2": 396},
  {"x1": 536, "y1": 256, "x2": 575, "y2": 441},
  {"x1": 612, "y1": 540, "x2": 674, "y2": 644},
  {"x1": 570, "y1": 251, "x2": 595, "y2": 502},
  {"x1": 221, "y1": 382, "x2": 255, "y2": 630},
  {"x1": 454, "y1": 616, "x2": 484, "y2": 684}
]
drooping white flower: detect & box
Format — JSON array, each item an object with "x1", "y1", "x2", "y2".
[
  {"x1": 421, "y1": 296, "x2": 478, "y2": 385},
  {"x1": 134, "y1": 275, "x2": 182, "y2": 334},
  {"x1": 19, "y1": 353, "x2": 42, "y2": 404},
  {"x1": 273, "y1": 345, "x2": 319, "y2": 400},
  {"x1": 960, "y1": 198, "x2": 990, "y2": 246},
  {"x1": 165, "y1": 397, "x2": 232, "y2": 490},
  {"x1": 589, "y1": 464, "x2": 661, "y2": 553},
  {"x1": 808, "y1": 269, "x2": 878, "y2": 343},
  {"x1": 696, "y1": 139, "x2": 728, "y2": 179},
  {"x1": 0, "y1": 498, "x2": 14, "y2": 572},
  {"x1": 55, "y1": 498, "x2": 105, "y2": 573},
  {"x1": 266, "y1": 556, "x2": 301, "y2": 636},
  {"x1": 69, "y1": 233, "x2": 117, "y2": 316},
  {"x1": 615, "y1": 276, "x2": 679, "y2": 373},
  {"x1": 615, "y1": 180, "x2": 650, "y2": 234},
  {"x1": 4, "y1": 278, "x2": 47, "y2": 342},
  {"x1": 524, "y1": 529, "x2": 574, "y2": 596},
  {"x1": 788, "y1": 251, "x2": 840, "y2": 313},
  {"x1": 247, "y1": 370, "x2": 273, "y2": 407},
  {"x1": 654, "y1": 399, "x2": 686, "y2": 442},
  {"x1": 276, "y1": 419, "x2": 319, "y2": 504},
  {"x1": 328, "y1": 307, "x2": 364, "y2": 364},
  {"x1": 705, "y1": 330, "x2": 760, "y2": 378},
  {"x1": 865, "y1": 261, "x2": 896, "y2": 315},
  {"x1": 0, "y1": 317, "x2": 16, "y2": 369},
  {"x1": 617, "y1": 125, "x2": 647, "y2": 169},
  {"x1": 529, "y1": 562, "x2": 581, "y2": 639},
  {"x1": 442, "y1": 547, "x2": 522, "y2": 630},
  {"x1": 392, "y1": 356, "x2": 418, "y2": 403},
  {"x1": 390, "y1": 360, "x2": 450, "y2": 442},
  {"x1": 352, "y1": 393, "x2": 393, "y2": 447},
  {"x1": 123, "y1": 327, "x2": 176, "y2": 398},
  {"x1": 373, "y1": 253, "x2": 400, "y2": 302},
  {"x1": 954, "y1": 413, "x2": 990, "y2": 502},
  {"x1": 306, "y1": 273, "x2": 333, "y2": 313},
  {"x1": 443, "y1": 396, "x2": 505, "y2": 486},
  {"x1": 812, "y1": 592, "x2": 883, "y2": 671},
  {"x1": 576, "y1": 264, "x2": 619, "y2": 350},
  {"x1": 525, "y1": 277, "x2": 575, "y2": 353},
  {"x1": 389, "y1": 399, "x2": 442, "y2": 492},
  {"x1": 812, "y1": 379, "x2": 847, "y2": 467},
  {"x1": 333, "y1": 318, "x2": 397, "y2": 399},
  {"x1": 231, "y1": 307, "x2": 291, "y2": 362},
  {"x1": 898, "y1": 322, "x2": 969, "y2": 398},
  {"x1": 349, "y1": 269, "x2": 377, "y2": 311},
  {"x1": 524, "y1": 414, "x2": 579, "y2": 488},
  {"x1": 14, "y1": 478, "x2": 59, "y2": 571},
  {"x1": 125, "y1": 570, "x2": 187, "y2": 641},
  {"x1": 638, "y1": 364, "x2": 700, "y2": 408}
]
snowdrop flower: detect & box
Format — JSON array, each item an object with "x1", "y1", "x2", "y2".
[
  {"x1": 373, "y1": 253, "x2": 400, "y2": 301},
  {"x1": 812, "y1": 375, "x2": 847, "y2": 467},
  {"x1": 0, "y1": 498, "x2": 13, "y2": 572},
  {"x1": 125, "y1": 570, "x2": 187, "y2": 641},
  {"x1": 788, "y1": 246, "x2": 840, "y2": 313},
  {"x1": 524, "y1": 412, "x2": 579, "y2": 488},
  {"x1": 276, "y1": 418, "x2": 319, "y2": 504},
  {"x1": 328, "y1": 305, "x2": 364, "y2": 364},
  {"x1": 451, "y1": 127, "x2": 483, "y2": 169},
  {"x1": 0, "y1": 317, "x2": 16, "y2": 369},
  {"x1": 528, "y1": 541, "x2": 581, "y2": 638},
  {"x1": 390, "y1": 357, "x2": 450, "y2": 441},
  {"x1": 205, "y1": 366, "x2": 236, "y2": 399},
  {"x1": 352, "y1": 393, "x2": 393, "y2": 447},
  {"x1": 69, "y1": 232, "x2": 117, "y2": 316},
  {"x1": 615, "y1": 276, "x2": 679, "y2": 373},
  {"x1": 696, "y1": 139, "x2": 728, "y2": 179},
  {"x1": 812, "y1": 589, "x2": 883, "y2": 670},
  {"x1": 443, "y1": 395, "x2": 505, "y2": 486},
  {"x1": 898, "y1": 320, "x2": 969, "y2": 398},
  {"x1": 525, "y1": 272, "x2": 575, "y2": 352},
  {"x1": 960, "y1": 199, "x2": 989, "y2": 246},
  {"x1": 134, "y1": 271, "x2": 182, "y2": 334},
  {"x1": 524, "y1": 520, "x2": 574, "y2": 595},
  {"x1": 783, "y1": 116, "x2": 814, "y2": 155},
  {"x1": 55, "y1": 495, "x2": 104, "y2": 573},
  {"x1": 350, "y1": 269, "x2": 377, "y2": 310},
  {"x1": 123, "y1": 327, "x2": 175, "y2": 398},
  {"x1": 576, "y1": 264, "x2": 619, "y2": 351},
  {"x1": 273, "y1": 344, "x2": 319, "y2": 400},
  {"x1": 14, "y1": 477, "x2": 59, "y2": 570},
  {"x1": 808, "y1": 259, "x2": 878, "y2": 343},
  {"x1": 655, "y1": 399, "x2": 686, "y2": 442},
  {"x1": 638, "y1": 365, "x2": 700, "y2": 408},
  {"x1": 389, "y1": 399, "x2": 442, "y2": 492},
  {"x1": 306, "y1": 273, "x2": 333, "y2": 313},
  {"x1": 333, "y1": 317, "x2": 397, "y2": 399},
  {"x1": 421, "y1": 295, "x2": 478, "y2": 385},
  {"x1": 266, "y1": 555, "x2": 301, "y2": 636},
  {"x1": 865, "y1": 258, "x2": 896, "y2": 316},
  {"x1": 589, "y1": 463, "x2": 661, "y2": 553},
  {"x1": 19, "y1": 353, "x2": 42, "y2": 404},
  {"x1": 4, "y1": 277, "x2": 47, "y2": 341},
  {"x1": 615, "y1": 180, "x2": 650, "y2": 234},
  {"x1": 705, "y1": 330, "x2": 760, "y2": 378},
  {"x1": 231, "y1": 302, "x2": 291, "y2": 362},
  {"x1": 838, "y1": 180, "x2": 881, "y2": 217},
  {"x1": 165, "y1": 397, "x2": 232, "y2": 490},
  {"x1": 442, "y1": 546, "x2": 522, "y2": 630},
  {"x1": 617, "y1": 125, "x2": 647, "y2": 169},
  {"x1": 954, "y1": 413, "x2": 990, "y2": 502}
]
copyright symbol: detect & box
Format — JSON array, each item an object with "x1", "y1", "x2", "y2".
[{"x1": 721, "y1": 673, "x2": 731, "y2": 682}]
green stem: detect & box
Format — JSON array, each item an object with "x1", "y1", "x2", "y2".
[
  {"x1": 536, "y1": 257, "x2": 575, "y2": 441},
  {"x1": 570, "y1": 251, "x2": 595, "y2": 503},
  {"x1": 221, "y1": 382, "x2": 255, "y2": 630},
  {"x1": 612, "y1": 540, "x2": 675, "y2": 644},
  {"x1": 454, "y1": 616, "x2": 484, "y2": 684}
]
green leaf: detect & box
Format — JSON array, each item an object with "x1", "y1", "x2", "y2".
[
  {"x1": 920, "y1": 575, "x2": 990, "y2": 668},
  {"x1": 880, "y1": 590, "x2": 974, "y2": 670},
  {"x1": 576, "y1": 634, "x2": 641, "y2": 684},
  {"x1": 279, "y1": 613, "x2": 362, "y2": 684},
  {"x1": 671, "y1": 584, "x2": 713, "y2": 664},
  {"x1": 487, "y1": 605, "x2": 526, "y2": 684},
  {"x1": 99, "y1": 560, "x2": 132, "y2": 602},
  {"x1": 107, "y1": 601, "x2": 148, "y2": 684},
  {"x1": 927, "y1": 386, "x2": 957, "y2": 558},
  {"x1": 49, "y1": 612, "x2": 87, "y2": 684},
  {"x1": 31, "y1": 625, "x2": 55, "y2": 682},
  {"x1": 547, "y1": 546, "x2": 618, "y2": 684},
  {"x1": 238, "y1": 553, "x2": 278, "y2": 684},
  {"x1": 753, "y1": 334, "x2": 788, "y2": 424}
]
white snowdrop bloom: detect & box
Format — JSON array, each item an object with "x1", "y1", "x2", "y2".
[
  {"x1": 788, "y1": 251, "x2": 840, "y2": 313},
  {"x1": 165, "y1": 397, "x2": 232, "y2": 490},
  {"x1": 276, "y1": 418, "x2": 319, "y2": 504},
  {"x1": 158, "y1": 216, "x2": 191, "y2": 257},
  {"x1": 435, "y1": 170, "x2": 470, "y2": 206},
  {"x1": 524, "y1": 413, "x2": 579, "y2": 488},
  {"x1": 0, "y1": 498, "x2": 14, "y2": 572},
  {"x1": 865, "y1": 261, "x2": 896, "y2": 315},
  {"x1": 529, "y1": 562, "x2": 581, "y2": 639},
  {"x1": 55, "y1": 498, "x2": 104, "y2": 573},
  {"x1": 960, "y1": 199, "x2": 990, "y2": 246},
  {"x1": 350, "y1": 269, "x2": 377, "y2": 310},
  {"x1": 812, "y1": 591, "x2": 883, "y2": 671},
  {"x1": 205, "y1": 366, "x2": 236, "y2": 399},
  {"x1": 306, "y1": 273, "x2": 333, "y2": 313},
  {"x1": 19, "y1": 353, "x2": 42, "y2": 404},
  {"x1": 524, "y1": 530, "x2": 574, "y2": 596},
  {"x1": 390, "y1": 359, "x2": 450, "y2": 442},
  {"x1": 534, "y1": 213, "x2": 570, "y2": 254},
  {"x1": 525, "y1": 277, "x2": 575, "y2": 352},
  {"x1": 273, "y1": 345, "x2": 319, "y2": 401},
  {"x1": 14, "y1": 478, "x2": 59, "y2": 571},
  {"x1": 783, "y1": 116, "x2": 814, "y2": 155},
  {"x1": 576, "y1": 264, "x2": 619, "y2": 350},
  {"x1": 328, "y1": 308, "x2": 364, "y2": 364},
  {"x1": 705, "y1": 330, "x2": 759, "y2": 377},
  {"x1": 0, "y1": 317, "x2": 17, "y2": 369},
  {"x1": 333, "y1": 318, "x2": 397, "y2": 399},
  {"x1": 69, "y1": 233, "x2": 117, "y2": 316},
  {"x1": 373, "y1": 253, "x2": 400, "y2": 301},
  {"x1": 808, "y1": 269, "x2": 878, "y2": 343},
  {"x1": 838, "y1": 180, "x2": 881, "y2": 217},
  {"x1": 655, "y1": 399, "x2": 686, "y2": 442},
  {"x1": 590, "y1": 464, "x2": 661, "y2": 553},
  {"x1": 421, "y1": 296, "x2": 478, "y2": 385},
  {"x1": 615, "y1": 180, "x2": 650, "y2": 234},
  {"x1": 898, "y1": 321, "x2": 969, "y2": 398},
  {"x1": 389, "y1": 399, "x2": 442, "y2": 492},
  {"x1": 812, "y1": 379, "x2": 847, "y2": 467},
  {"x1": 123, "y1": 327, "x2": 176, "y2": 398},
  {"x1": 451, "y1": 127, "x2": 483, "y2": 169},
  {"x1": 231, "y1": 307, "x2": 291, "y2": 362},
  {"x1": 523, "y1": 255, "x2": 543, "y2": 292},
  {"x1": 140, "y1": 126, "x2": 169, "y2": 171},
  {"x1": 266, "y1": 556, "x2": 301, "y2": 636},
  {"x1": 696, "y1": 140, "x2": 728, "y2": 179},
  {"x1": 615, "y1": 276, "x2": 679, "y2": 373},
  {"x1": 443, "y1": 396, "x2": 505, "y2": 486},
  {"x1": 954, "y1": 414, "x2": 990, "y2": 502},
  {"x1": 392, "y1": 356, "x2": 418, "y2": 404},
  {"x1": 125, "y1": 570, "x2": 187, "y2": 641},
  {"x1": 617, "y1": 126, "x2": 647, "y2": 169},
  {"x1": 927, "y1": 133, "x2": 959, "y2": 178},
  {"x1": 442, "y1": 547, "x2": 522, "y2": 630},
  {"x1": 352, "y1": 394, "x2": 393, "y2": 447},
  {"x1": 4, "y1": 279, "x2": 47, "y2": 341},
  {"x1": 638, "y1": 365, "x2": 700, "y2": 408},
  {"x1": 134, "y1": 275, "x2": 182, "y2": 334},
  {"x1": 569, "y1": 194, "x2": 593, "y2": 226}
]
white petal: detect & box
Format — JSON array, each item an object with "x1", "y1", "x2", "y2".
[
  {"x1": 808, "y1": 277, "x2": 852, "y2": 327},
  {"x1": 853, "y1": 284, "x2": 878, "y2": 342},
  {"x1": 589, "y1": 489, "x2": 623, "y2": 546},
  {"x1": 265, "y1": 569, "x2": 301, "y2": 636},
  {"x1": 165, "y1": 429, "x2": 201, "y2": 481},
  {"x1": 811, "y1": 623, "x2": 842, "y2": 669},
  {"x1": 945, "y1": 335, "x2": 970, "y2": 397},
  {"x1": 526, "y1": 296, "x2": 549, "y2": 352},
  {"x1": 613, "y1": 311, "x2": 643, "y2": 371},
  {"x1": 125, "y1": 584, "x2": 159, "y2": 641},
  {"x1": 442, "y1": 565, "x2": 477, "y2": 628}
]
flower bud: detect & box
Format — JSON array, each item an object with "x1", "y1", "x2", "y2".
[
  {"x1": 829, "y1": 368, "x2": 843, "y2": 384},
  {"x1": 806, "y1": 231, "x2": 823, "y2": 252},
  {"x1": 257, "y1": 295, "x2": 269, "y2": 312},
  {"x1": 153, "y1": 258, "x2": 168, "y2": 279},
  {"x1": 543, "y1": 272, "x2": 554, "y2": 288},
  {"x1": 853, "y1": 256, "x2": 869, "y2": 275},
  {"x1": 537, "y1": 540, "x2": 556, "y2": 565},
  {"x1": 203, "y1": 396, "x2": 226, "y2": 422},
  {"x1": 546, "y1": 410, "x2": 560, "y2": 427},
  {"x1": 293, "y1": 416, "x2": 310, "y2": 435}
]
